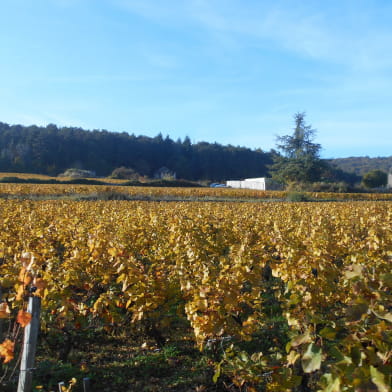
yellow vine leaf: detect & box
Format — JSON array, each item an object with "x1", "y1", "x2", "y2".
[{"x1": 0, "y1": 339, "x2": 15, "y2": 363}]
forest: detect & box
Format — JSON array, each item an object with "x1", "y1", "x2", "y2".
[
  {"x1": 0, "y1": 122, "x2": 274, "y2": 181},
  {"x1": 0, "y1": 121, "x2": 386, "y2": 184}
]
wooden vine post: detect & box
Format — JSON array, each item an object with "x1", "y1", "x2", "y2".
[{"x1": 17, "y1": 296, "x2": 41, "y2": 392}]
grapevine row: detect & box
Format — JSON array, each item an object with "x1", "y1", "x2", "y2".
[{"x1": 0, "y1": 200, "x2": 391, "y2": 390}]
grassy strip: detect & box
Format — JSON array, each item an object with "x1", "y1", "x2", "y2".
[{"x1": 2, "y1": 335, "x2": 217, "y2": 392}]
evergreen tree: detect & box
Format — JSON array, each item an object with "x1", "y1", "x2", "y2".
[{"x1": 270, "y1": 112, "x2": 326, "y2": 184}]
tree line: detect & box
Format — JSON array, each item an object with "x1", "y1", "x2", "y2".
[
  {"x1": 2, "y1": 118, "x2": 380, "y2": 187},
  {"x1": 0, "y1": 122, "x2": 274, "y2": 181}
]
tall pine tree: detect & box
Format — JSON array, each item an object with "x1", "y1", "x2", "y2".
[{"x1": 270, "y1": 112, "x2": 326, "y2": 184}]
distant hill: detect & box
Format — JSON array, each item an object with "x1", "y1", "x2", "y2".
[{"x1": 329, "y1": 157, "x2": 392, "y2": 176}]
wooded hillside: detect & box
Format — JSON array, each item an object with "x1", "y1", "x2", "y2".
[
  {"x1": 329, "y1": 156, "x2": 392, "y2": 176},
  {"x1": 1, "y1": 121, "x2": 386, "y2": 183},
  {"x1": 0, "y1": 122, "x2": 273, "y2": 181}
]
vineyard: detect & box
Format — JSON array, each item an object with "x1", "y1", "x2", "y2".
[
  {"x1": 0, "y1": 198, "x2": 391, "y2": 391},
  {"x1": 1, "y1": 182, "x2": 392, "y2": 201}
]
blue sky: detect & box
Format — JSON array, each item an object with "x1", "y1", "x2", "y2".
[{"x1": 1, "y1": 0, "x2": 391, "y2": 158}]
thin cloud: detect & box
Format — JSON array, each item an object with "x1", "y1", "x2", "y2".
[{"x1": 115, "y1": 0, "x2": 392, "y2": 71}]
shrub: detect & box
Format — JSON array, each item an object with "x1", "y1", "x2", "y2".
[
  {"x1": 362, "y1": 170, "x2": 388, "y2": 188},
  {"x1": 58, "y1": 168, "x2": 96, "y2": 178},
  {"x1": 286, "y1": 191, "x2": 309, "y2": 202},
  {"x1": 307, "y1": 181, "x2": 349, "y2": 193},
  {"x1": 110, "y1": 167, "x2": 139, "y2": 180}
]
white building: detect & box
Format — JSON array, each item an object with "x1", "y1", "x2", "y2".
[
  {"x1": 388, "y1": 172, "x2": 392, "y2": 189},
  {"x1": 226, "y1": 177, "x2": 282, "y2": 191}
]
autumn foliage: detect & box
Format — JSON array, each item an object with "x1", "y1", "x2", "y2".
[
  {"x1": 0, "y1": 339, "x2": 14, "y2": 364},
  {"x1": 0, "y1": 198, "x2": 391, "y2": 391}
]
